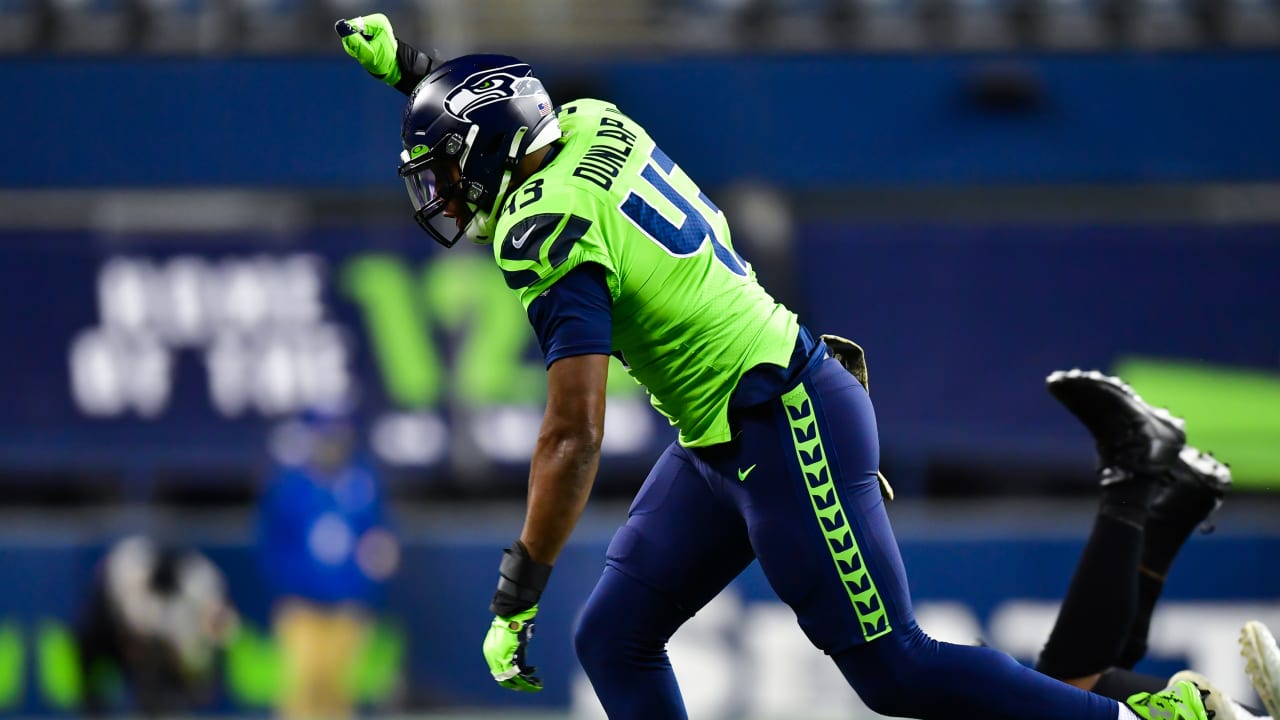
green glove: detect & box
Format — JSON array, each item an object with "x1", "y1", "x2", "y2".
[
  {"x1": 483, "y1": 606, "x2": 543, "y2": 692},
  {"x1": 335, "y1": 13, "x2": 402, "y2": 88}
]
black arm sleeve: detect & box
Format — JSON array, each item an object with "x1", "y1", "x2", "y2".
[{"x1": 393, "y1": 38, "x2": 436, "y2": 95}]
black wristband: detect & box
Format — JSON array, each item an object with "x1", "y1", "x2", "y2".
[
  {"x1": 393, "y1": 39, "x2": 435, "y2": 96},
  {"x1": 489, "y1": 540, "x2": 553, "y2": 616}
]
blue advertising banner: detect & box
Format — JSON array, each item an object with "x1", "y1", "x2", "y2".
[
  {"x1": 0, "y1": 222, "x2": 1275, "y2": 494},
  {"x1": 0, "y1": 227, "x2": 669, "y2": 495}
]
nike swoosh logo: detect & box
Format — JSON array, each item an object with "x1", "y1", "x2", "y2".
[
  {"x1": 738, "y1": 464, "x2": 757, "y2": 482},
  {"x1": 511, "y1": 225, "x2": 537, "y2": 249}
]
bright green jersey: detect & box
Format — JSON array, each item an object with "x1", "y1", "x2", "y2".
[{"x1": 492, "y1": 99, "x2": 799, "y2": 447}]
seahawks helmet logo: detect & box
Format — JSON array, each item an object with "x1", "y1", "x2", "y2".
[{"x1": 444, "y1": 65, "x2": 528, "y2": 121}]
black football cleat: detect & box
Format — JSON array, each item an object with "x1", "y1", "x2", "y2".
[
  {"x1": 1148, "y1": 445, "x2": 1232, "y2": 534},
  {"x1": 1046, "y1": 369, "x2": 1187, "y2": 485}
]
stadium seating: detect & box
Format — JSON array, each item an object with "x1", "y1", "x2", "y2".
[
  {"x1": 136, "y1": 0, "x2": 227, "y2": 54},
  {"x1": 1225, "y1": 0, "x2": 1280, "y2": 45},
  {"x1": 1039, "y1": 0, "x2": 1113, "y2": 47},
  {"x1": 232, "y1": 0, "x2": 325, "y2": 53},
  {"x1": 847, "y1": 0, "x2": 926, "y2": 49},
  {"x1": 47, "y1": 0, "x2": 133, "y2": 53},
  {"x1": 950, "y1": 0, "x2": 1018, "y2": 48},
  {"x1": 3, "y1": 0, "x2": 1280, "y2": 57},
  {"x1": 1131, "y1": 0, "x2": 1200, "y2": 47},
  {"x1": 0, "y1": 0, "x2": 45, "y2": 53}
]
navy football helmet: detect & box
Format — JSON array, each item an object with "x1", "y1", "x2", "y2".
[{"x1": 398, "y1": 54, "x2": 561, "y2": 248}]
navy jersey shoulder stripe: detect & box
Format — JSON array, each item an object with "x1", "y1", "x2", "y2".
[
  {"x1": 548, "y1": 215, "x2": 592, "y2": 269},
  {"x1": 499, "y1": 213, "x2": 595, "y2": 290},
  {"x1": 501, "y1": 212, "x2": 563, "y2": 264}
]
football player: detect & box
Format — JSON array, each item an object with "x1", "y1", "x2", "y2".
[{"x1": 335, "y1": 15, "x2": 1212, "y2": 720}]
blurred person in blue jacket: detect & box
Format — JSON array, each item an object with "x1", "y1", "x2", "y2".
[{"x1": 255, "y1": 408, "x2": 400, "y2": 719}]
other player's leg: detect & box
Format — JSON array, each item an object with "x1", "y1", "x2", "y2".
[
  {"x1": 1118, "y1": 446, "x2": 1232, "y2": 668},
  {"x1": 1085, "y1": 447, "x2": 1236, "y2": 706},
  {"x1": 573, "y1": 443, "x2": 755, "y2": 720},
  {"x1": 1037, "y1": 370, "x2": 1187, "y2": 688},
  {"x1": 1030, "y1": 370, "x2": 1244, "y2": 713}
]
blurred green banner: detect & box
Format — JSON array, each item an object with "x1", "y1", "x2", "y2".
[{"x1": 1115, "y1": 357, "x2": 1280, "y2": 492}]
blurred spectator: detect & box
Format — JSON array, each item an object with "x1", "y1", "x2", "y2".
[
  {"x1": 0, "y1": 0, "x2": 49, "y2": 53},
  {"x1": 9, "y1": 0, "x2": 1280, "y2": 54},
  {"x1": 232, "y1": 0, "x2": 327, "y2": 53},
  {"x1": 47, "y1": 0, "x2": 135, "y2": 53},
  {"x1": 76, "y1": 535, "x2": 237, "y2": 716},
  {"x1": 136, "y1": 0, "x2": 230, "y2": 54},
  {"x1": 256, "y1": 409, "x2": 399, "y2": 720}
]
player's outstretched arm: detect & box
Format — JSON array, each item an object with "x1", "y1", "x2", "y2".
[
  {"x1": 483, "y1": 352, "x2": 609, "y2": 692},
  {"x1": 334, "y1": 13, "x2": 435, "y2": 95}
]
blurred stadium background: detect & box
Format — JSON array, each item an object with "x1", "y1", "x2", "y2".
[{"x1": 1, "y1": 0, "x2": 1279, "y2": 717}]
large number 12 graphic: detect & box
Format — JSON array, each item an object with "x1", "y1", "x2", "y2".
[{"x1": 620, "y1": 146, "x2": 748, "y2": 276}]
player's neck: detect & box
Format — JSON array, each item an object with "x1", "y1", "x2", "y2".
[{"x1": 510, "y1": 146, "x2": 554, "y2": 190}]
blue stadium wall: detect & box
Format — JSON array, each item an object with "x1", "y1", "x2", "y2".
[{"x1": 3, "y1": 52, "x2": 1280, "y2": 188}]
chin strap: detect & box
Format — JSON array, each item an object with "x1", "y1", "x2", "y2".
[
  {"x1": 468, "y1": 125, "x2": 533, "y2": 245},
  {"x1": 466, "y1": 166, "x2": 513, "y2": 245},
  {"x1": 466, "y1": 116, "x2": 563, "y2": 246}
]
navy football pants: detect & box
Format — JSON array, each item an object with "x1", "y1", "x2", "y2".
[{"x1": 574, "y1": 357, "x2": 1119, "y2": 720}]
